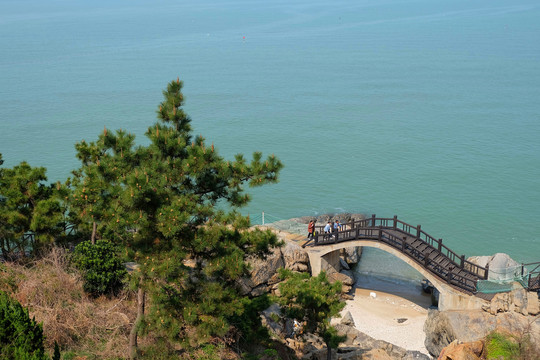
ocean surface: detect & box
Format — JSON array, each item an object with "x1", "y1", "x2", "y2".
[{"x1": 1, "y1": 0, "x2": 539, "y2": 282}]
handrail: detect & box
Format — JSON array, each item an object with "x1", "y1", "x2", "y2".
[
  {"x1": 522, "y1": 262, "x2": 540, "y2": 291},
  {"x1": 309, "y1": 214, "x2": 488, "y2": 293}
]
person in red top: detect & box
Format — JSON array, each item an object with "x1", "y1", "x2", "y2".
[{"x1": 307, "y1": 220, "x2": 315, "y2": 239}]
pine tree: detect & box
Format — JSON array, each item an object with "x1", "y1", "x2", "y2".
[
  {"x1": 0, "y1": 291, "x2": 50, "y2": 360},
  {"x1": 71, "y1": 79, "x2": 283, "y2": 352},
  {"x1": 277, "y1": 269, "x2": 346, "y2": 360},
  {"x1": 0, "y1": 159, "x2": 64, "y2": 258}
]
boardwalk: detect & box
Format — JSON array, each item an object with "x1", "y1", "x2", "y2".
[{"x1": 303, "y1": 215, "x2": 540, "y2": 294}]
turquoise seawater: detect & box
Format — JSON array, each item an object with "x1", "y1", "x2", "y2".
[{"x1": 1, "y1": 0, "x2": 539, "y2": 270}]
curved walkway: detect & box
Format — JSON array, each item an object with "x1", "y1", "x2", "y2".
[{"x1": 303, "y1": 215, "x2": 487, "y2": 295}]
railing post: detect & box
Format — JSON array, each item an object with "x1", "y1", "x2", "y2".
[
  {"x1": 334, "y1": 231, "x2": 338, "y2": 244},
  {"x1": 378, "y1": 228, "x2": 382, "y2": 241},
  {"x1": 484, "y1": 263, "x2": 489, "y2": 280},
  {"x1": 416, "y1": 225, "x2": 421, "y2": 239},
  {"x1": 447, "y1": 270, "x2": 452, "y2": 284},
  {"x1": 438, "y1": 239, "x2": 442, "y2": 251},
  {"x1": 460, "y1": 255, "x2": 465, "y2": 269},
  {"x1": 371, "y1": 214, "x2": 376, "y2": 227},
  {"x1": 314, "y1": 232, "x2": 318, "y2": 245},
  {"x1": 393, "y1": 215, "x2": 397, "y2": 230},
  {"x1": 401, "y1": 236, "x2": 406, "y2": 252}
]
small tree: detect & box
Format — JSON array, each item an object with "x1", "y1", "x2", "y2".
[
  {"x1": 0, "y1": 157, "x2": 64, "y2": 258},
  {"x1": 71, "y1": 239, "x2": 127, "y2": 296},
  {"x1": 277, "y1": 269, "x2": 346, "y2": 360},
  {"x1": 0, "y1": 291, "x2": 49, "y2": 359}
]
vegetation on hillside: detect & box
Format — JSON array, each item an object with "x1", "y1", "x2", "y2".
[
  {"x1": 276, "y1": 269, "x2": 346, "y2": 360},
  {"x1": 0, "y1": 79, "x2": 295, "y2": 359}
]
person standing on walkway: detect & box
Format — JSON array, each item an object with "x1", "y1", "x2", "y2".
[
  {"x1": 307, "y1": 220, "x2": 315, "y2": 239},
  {"x1": 324, "y1": 221, "x2": 332, "y2": 234}
]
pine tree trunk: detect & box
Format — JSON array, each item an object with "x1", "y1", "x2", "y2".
[
  {"x1": 326, "y1": 342, "x2": 332, "y2": 360},
  {"x1": 91, "y1": 221, "x2": 97, "y2": 245},
  {"x1": 129, "y1": 287, "x2": 145, "y2": 359}
]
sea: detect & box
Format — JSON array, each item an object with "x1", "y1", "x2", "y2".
[{"x1": 1, "y1": 0, "x2": 539, "y2": 287}]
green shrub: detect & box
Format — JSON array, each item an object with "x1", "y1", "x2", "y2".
[
  {"x1": 71, "y1": 240, "x2": 127, "y2": 297},
  {"x1": 486, "y1": 332, "x2": 520, "y2": 360},
  {"x1": 0, "y1": 291, "x2": 49, "y2": 359}
]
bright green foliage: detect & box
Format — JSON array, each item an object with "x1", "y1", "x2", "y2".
[
  {"x1": 71, "y1": 240, "x2": 127, "y2": 296},
  {"x1": 0, "y1": 291, "x2": 49, "y2": 360},
  {"x1": 277, "y1": 269, "x2": 346, "y2": 359},
  {"x1": 0, "y1": 157, "x2": 65, "y2": 258},
  {"x1": 70, "y1": 79, "x2": 283, "y2": 347},
  {"x1": 485, "y1": 332, "x2": 521, "y2": 360}
]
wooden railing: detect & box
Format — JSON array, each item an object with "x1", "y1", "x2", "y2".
[
  {"x1": 306, "y1": 215, "x2": 488, "y2": 293},
  {"x1": 522, "y1": 262, "x2": 540, "y2": 292}
]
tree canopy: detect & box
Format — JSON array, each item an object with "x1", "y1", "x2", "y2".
[
  {"x1": 277, "y1": 269, "x2": 346, "y2": 360},
  {"x1": 69, "y1": 78, "x2": 283, "y2": 348},
  {"x1": 0, "y1": 155, "x2": 65, "y2": 259}
]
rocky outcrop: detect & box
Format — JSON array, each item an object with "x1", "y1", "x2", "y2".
[
  {"x1": 340, "y1": 247, "x2": 363, "y2": 265},
  {"x1": 467, "y1": 253, "x2": 522, "y2": 282},
  {"x1": 424, "y1": 309, "x2": 540, "y2": 357},
  {"x1": 237, "y1": 241, "x2": 311, "y2": 297},
  {"x1": 437, "y1": 339, "x2": 484, "y2": 360},
  {"x1": 328, "y1": 270, "x2": 355, "y2": 294},
  {"x1": 262, "y1": 318, "x2": 430, "y2": 360},
  {"x1": 239, "y1": 235, "x2": 359, "y2": 298}
]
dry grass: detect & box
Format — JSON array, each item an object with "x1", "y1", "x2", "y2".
[{"x1": 0, "y1": 247, "x2": 136, "y2": 359}]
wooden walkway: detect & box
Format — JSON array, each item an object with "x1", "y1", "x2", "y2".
[{"x1": 302, "y1": 215, "x2": 539, "y2": 295}]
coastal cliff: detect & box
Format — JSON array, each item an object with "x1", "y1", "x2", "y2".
[{"x1": 243, "y1": 226, "x2": 540, "y2": 359}]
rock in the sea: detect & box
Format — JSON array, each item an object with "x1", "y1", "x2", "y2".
[
  {"x1": 340, "y1": 247, "x2": 363, "y2": 265},
  {"x1": 340, "y1": 257, "x2": 351, "y2": 270}
]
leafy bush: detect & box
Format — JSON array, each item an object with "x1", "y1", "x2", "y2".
[
  {"x1": 486, "y1": 332, "x2": 520, "y2": 360},
  {"x1": 0, "y1": 291, "x2": 49, "y2": 359},
  {"x1": 71, "y1": 240, "x2": 127, "y2": 296}
]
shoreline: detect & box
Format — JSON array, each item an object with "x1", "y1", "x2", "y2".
[{"x1": 339, "y1": 277, "x2": 432, "y2": 356}]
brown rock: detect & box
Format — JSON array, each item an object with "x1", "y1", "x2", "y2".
[
  {"x1": 527, "y1": 291, "x2": 540, "y2": 315},
  {"x1": 282, "y1": 241, "x2": 310, "y2": 272},
  {"x1": 437, "y1": 340, "x2": 483, "y2": 360},
  {"x1": 424, "y1": 309, "x2": 540, "y2": 358}
]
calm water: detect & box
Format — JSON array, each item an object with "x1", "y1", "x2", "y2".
[{"x1": 1, "y1": 0, "x2": 539, "y2": 272}]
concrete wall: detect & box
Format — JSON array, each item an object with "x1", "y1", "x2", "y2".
[{"x1": 305, "y1": 240, "x2": 489, "y2": 311}]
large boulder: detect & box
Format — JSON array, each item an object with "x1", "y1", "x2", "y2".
[
  {"x1": 481, "y1": 285, "x2": 532, "y2": 316},
  {"x1": 328, "y1": 270, "x2": 355, "y2": 294},
  {"x1": 282, "y1": 241, "x2": 310, "y2": 272},
  {"x1": 238, "y1": 240, "x2": 311, "y2": 296},
  {"x1": 467, "y1": 253, "x2": 521, "y2": 282},
  {"x1": 437, "y1": 339, "x2": 484, "y2": 360},
  {"x1": 287, "y1": 324, "x2": 430, "y2": 360},
  {"x1": 340, "y1": 247, "x2": 363, "y2": 265},
  {"x1": 424, "y1": 309, "x2": 540, "y2": 357},
  {"x1": 527, "y1": 291, "x2": 540, "y2": 315}
]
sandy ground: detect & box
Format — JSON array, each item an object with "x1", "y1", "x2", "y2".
[
  {"x1": 270, "y1": 230, "x2": 433, "y2": 356},
  {"x1": 336, "y1": 285, "x2": 432, "y2": 356}
]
